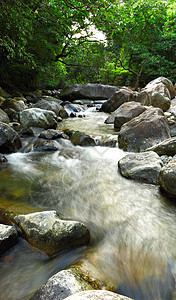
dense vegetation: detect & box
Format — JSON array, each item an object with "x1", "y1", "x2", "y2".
[{"x1": 0, "y1": 0, "x2": 175, "y2": 91}]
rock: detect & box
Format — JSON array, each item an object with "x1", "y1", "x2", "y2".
[
  {"x1": 158, "y1": 162, "x2": 176, "y2": 196},
  {"x1": 31, "y1": 268, "x2": 94, "y2": 300},
  {"x1": 0, "y1": 88, "x2": 12, "y2": 98},
  {"x1": 169, "y1": 123, "x2": 176, "y2": 137},
  {"x1": 112, "y1": 102, "x2": 146, "y2": 129},
  {"x1": 39, "y1": 129, "x2": 69, "y2": 140},
  {"x1": 9, "y1": 122, "x2": 21, "y2": 131},
  {"x1": 64, "y1": 103, "x2": 85, "y2": 113},
  {"x1": 0, "y1": 224, "x2": 18, "y2": 255},
  {"x1": 1, "y1": 98, "x2": 27, "y2": 112},
  {"x1": 118, "y1": 151, "x2": 162, "y2": 184},
  {"x1": 101, "y1": 87, "x2": 137, "y2": 113},
  {"x1": 70, "y1": 131, "x2": 96, "y2": 147},
  {"x1": 118, "y1": 107, "x2": 170, "y2": 152},
  {"x1": 146, "y1": 137, "x2": 176, "y2": 156},
  {"x1": 20, "y1": 108, "x2": 57, "y2": 130},
  {"x1": 98, "y1": 136, "x2": 117, "y2": 147},
  {"x1": 0, "y1": 153, "x2": 8, "y2": 164},
  {"x1": 136, "y1": 77, "x2": 175, "y2": 111},
  {"x1": 0, "y1": 108, "x2": 10, "y2": 124},
  {"x1": 41, "y1": 96, "x2": 63, "y2": 105},
  {"x1": 0, "y1": 122, "x2": 22, "y2": 153},
  {"x1": 22, "y1": 138, "x2": 62, "y2": 153},
  {"x1": 4, "y1": 108, "x2": 20, "y2": 122},
  {"x1": 33, "y1": 99, "x2": 68, "y2": 118},
  {"x1": 14, "y1": 211, "x2": 90, "y2": 256},
  {"x1": 65, "y1": 290, "x2": 133, "y2": 300},
  {"x1": 60, "y1": 84, "x2": 119, "y2": 101}
]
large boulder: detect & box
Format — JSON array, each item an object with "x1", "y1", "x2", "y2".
[
  {"x1": 31, "y1": 268, "x2": 94, "y2": 300},
  {"x1": 0, "y1": 224, "x2": 19, "y2": 255},
  {"x1": 0, "y1": 122, "x2": 22, "y2": 153},
  {"x1": 136, "y1": 77, "x2": 175, "y2": 111},
  {"x1": 159, "y1": 162, "x2": 176, "y2": 196},
  {"x1": 118, "y1": 107, "x2": 170, "y2": 152},
  {"x1": 0, "y1": 108, "x2": 9, "y2": 124},
  {"x1": 20, "y1": 108, "x2": 57, "y2": 130},
  {"x1": 60, "y1": 84, "x2": 119, "y2": 101},
  {"x1": 101, "y1": 87, "x2": 137, "y2": 113},
  {"x1": 33, "y1": 99, "x2": 68, "y2": 118},
  {"x1": 1, "y1": 98, "x2": 27, "y2": 112},
  {"x1": 112, "y1": 102, "x2": 147, "y2": 129},
  {"x1": 65, "y1": 290, "x2": 133, "y2": 300},
  {"x1": 14, "y1": 211, "x2": 90, "y2": 256},
  {"x1": 118, "y1": 151, "x2": 162, "y2": 184},
  {"x1": 146, "y1": 137, "x2": 176, "y2": 156}
]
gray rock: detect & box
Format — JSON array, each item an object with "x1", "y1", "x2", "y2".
[
  {"x1": 22, "y1": 138, "x2": 62, "y2": 153},
  {"x1": 159, "y1": 162, "x2": 176, "y2": 196},
  {"x1": 118, "y1": 107, "x2": 170, "y2": 152},
  {"x1": 33, "y1": 99, "x2": 68, "y2": 118},
  {"x1": 102, "y1": 87, "x2": 138, "y2": 113},
  {"x1": 65, "y1": 290, "x2": 133, "y2": 300},
  {"x1": 31, "y1": 268, "x2": 93, "y2": 300},
  {"x1": 0, "y1": 153, "x2": 8, "y2": 164},
  {"x1": 0, "y1": 122, "x2": 22, "y2": 153},
  {"x1": 14, "y1": 211, "x2": 90, "y2": 256},
  {"x1": 39, "y1": 129, "x2": 69, "y2": 140},
  {"x1": 0, "y1": 108, "x2": 9, "y2": 124},
  {"x1": 112, "y1": 102, "x2": 146, "y2": 128},
  {"x1": 4, "y1": 108, "x2": 20, "y2": 122},
  {"x1": 0, "y1": 224, "x2": 18, "y2": 255},
  {"x1": 60, "y1": 84, "x2": 119, "y2": 101},
  {"x1": 146, "y1": 137, "x2": 176, "y2": 156},
  {"x1": 20, "y1": 108, "x2": 57, "y2": 130},
  {"x1": 1, "y1": 99, "x2": 27, "y2": 112},
  {"x1": 118, "y1": 151, "x2": 162, "y2": 184},
  {"x1": 70, "y1": 131, "x2": 96, "y2": 147}
]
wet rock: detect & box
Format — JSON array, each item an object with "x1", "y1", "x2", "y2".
[
  {"x1": 41, "y1": 96, "x2": 63, "y2": 105},
  {"x1": 169, "y1": 123, "x2": 176, "y2": 137},
  {"x1": 118, "y1": 107, "x2": 170, "y2": 152},
  {"x1": 31, "y1": 267, "x2": 94, "y2": 300},
  {"x1": 1, "y1": 98, "x2": 27, "y2": 112},
  {"x1": 64, "y1": 103, "x2": 85, "y2": 113},
  {"x1": 0, "y1": 109, "x2": 10, "y2": 124},
  {"x1": 14, "y1": 211, "x2": 90, "y2": 256},
  {"x1": 20, "y1": 108, "x2": 57, "y2": 130},
  {"x1": 159, "y1": 162, "x2": 176, "y2": 196},
  {"x1": 33, "y1": 99, "x2": 68, "y2": 118},
  {"x1": 146, "y1": 137, "x2": 176, "y2": 156},
  {"x1": 118, "y1": 151, "x2": 162, "y2": 184},
  {"x1": 0, "y1": 224, "x2": 18, "y2": 255},
  {"x1": 39, "y1": 129, "x2": 69, "y2": 140},
  {"x1": 22, "y1": 138, "x2": 62, "y2": 153},
  {"x1": 60, "y1": 84, "x2": 119, "y2": 101},
  {"x1": 101, "y1": 87, "x2": 137, "y2": 113},
  {"x1": 112, "y1": 102, "x2": 146, "y2": 129},
  {"x1": 4, "y1": 108, "x2": 20, "y2": 122},
  {"x1": 0, "y1": 122, "x2": 22, "y2": 153},
  {"x1": 9, "y1": 122, "x2": 21, "y2": 131},
  {"x1": 70, "y1": 131, "x2": 96, "y2": 147},
  {"x1": 98, "y1": 136, "x2": 117, "y2": 147},
  {"x1": 0, "y1": 154, "x2": 8, "y2": 164},
  {"x1": 65, "y1": 290, "x2": 133, "y2": 300}
]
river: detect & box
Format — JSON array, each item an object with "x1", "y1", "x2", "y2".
[{"x1": 0, "y1": 106, "x2": 176, "y2": 300}]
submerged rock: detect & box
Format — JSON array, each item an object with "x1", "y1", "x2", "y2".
[
  {"x1": 0, "y1": 224, "x2": 18, "y2": 255},
  {"x1": 60, "y1": 84, "x2": 119, "y2": 101},
  {"x1": 20, "y1": 108, "x2": 57, "y2": 130},
  {"x1": 31, "y1": 268, "x2": 94, "y2": 300},
  {"x1": 14, "y1": 211, "x2": 90, "y2": 256},
  {"x1": 118, "y1": 107, "x2": 170, "y2": 152},
  {"x1": 0, "y1": 122, "x2": 22, "y2": 153},
  {"x1": 159, "y1": 162, "x2": 176, "y2": 196},
  {"x1": 118, "y1": 151, "x2": 162, "y2": 184},
  {"x1": 65, "y1": 290, "x2": 133, "y2": 300}
]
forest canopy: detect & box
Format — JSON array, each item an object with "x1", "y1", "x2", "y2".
[{"x1": 0, "y1": 0, "x2": 175, "y2": 90}]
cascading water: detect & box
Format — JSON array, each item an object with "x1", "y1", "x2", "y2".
[{"x1": 0, "y1": 107, "x2": 176, "y2": 300}]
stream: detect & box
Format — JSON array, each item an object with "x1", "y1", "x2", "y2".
[{"x1": 0, "y1": 106, "x2": 176, "y2": 300}]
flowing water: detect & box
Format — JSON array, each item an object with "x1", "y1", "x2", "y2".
[{"x1": 0, "y1": 107, "x2": 176, "y2": 300}]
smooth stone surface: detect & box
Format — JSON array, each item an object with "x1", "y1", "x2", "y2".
[
  {"x1": 1, "y1": 98, "x2": 27, "y2": 112},
  {"x1": 159, "y1": 162, "x2": 176, "y2": 196},
  {"x1": 146, "y1": 137, "x2": 176, "y2": 156},
  {"x1": 118, "y1": 151, "x2": 162, "y2": 184},
  {"x1": 14, "y1": 211, "x2": 90, "y2": 256},
  {"x1": 39, "y1": 129, "x2": 69, "y2": 140},
  {"x1": 142, "y1": 77, "x2": 175, "y2": 99},
  {"x1": 60, "y1": 84, "x2": 119, "y2": 101},
  {"x1": 31, "y1": 268, "x2": 93, "y2": 300},
  {"x1": 0, "y1": 224, "x2": 19, "y2": 255},
  {"x1": 65, "y1": 290, "x2": 133, "y2": 300},
  {"x1": 0, "y1": 122, "x2": 22, "y2": 153},
  {"x1": 33, "y1": 99, "x2": 68, "y2": 118},
  {"x1": 70, "y1": 131, "x2": 96, "y2": 147},
  {"x1": 20, "y1": 108, "x2": 57, "y2": 130},
  {"x1": 118, "y1": 107, "x2": 170, "y2": 152}
]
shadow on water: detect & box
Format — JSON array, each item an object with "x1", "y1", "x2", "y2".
[{"x1": 0, "y1": 111, "x2": 176, "y2": 299}]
